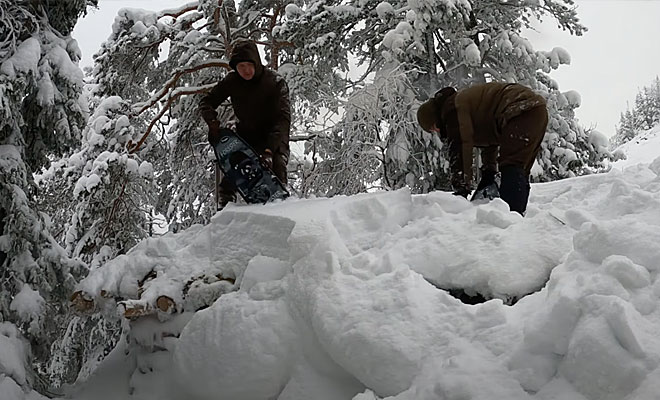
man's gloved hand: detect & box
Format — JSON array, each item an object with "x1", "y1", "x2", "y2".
[
  {"x1": 207, "y1": 120, "x2": 221, "y2": 145},
  {"x1": 471, "y1": 168, "x2": 500, "y2": 202},
  {"x1": 200, "y1": 106, "x2": 217, "y2": 124},
  {"x1": 260, "y1": 149, "x2": 273, "y2": 169}
]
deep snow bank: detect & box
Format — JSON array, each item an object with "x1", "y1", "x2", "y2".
[{"x1": 71, "y1": 155, "x2": 660, "y2": 400}]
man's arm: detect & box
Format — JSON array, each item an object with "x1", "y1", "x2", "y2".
[
  {"x1": 480, "y1": 145, "x2": 498, "y2": 172},
  {"x1": 442, "y1": 96, "x2": 473, "y2": 194},
  {"x1": 267, "y1": 75, "x2": 291, "y2": 152},
  {"x1": 199, "y1": 76, "x2": 232, "y2": 123},
  {"x1": 455, "y1": 101, "x2": 476, "y2": 186}
]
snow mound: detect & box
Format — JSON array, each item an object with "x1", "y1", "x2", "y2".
[
  {"x1": 73, "y1": 159, "x2": 660, "y2": 400},
  {"x1": 0, "y1": 323, "x2": 49, "y2": 400}
]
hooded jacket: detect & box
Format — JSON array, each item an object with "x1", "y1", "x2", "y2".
[
  {"x1": 434, "y1": 82, "x2": 546, "y2": 188},
  {"x1": 200, "y1": 40, "x2": 291, "y2": 154}
]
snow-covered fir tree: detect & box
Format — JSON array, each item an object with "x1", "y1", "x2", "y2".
[
  {"x1": 273, "y1": 0, "x2": 608, "y2": 194},
  {"x1": 86, "y1": 0, "x2": 310, "y2": 230},
  {"x1": 0, "y1": 0, "x2": 97, "y2": 394},
  {"x1": 35, "y1": 93, "x2": 156, "y2": 386},
  {"x1": 611, "y1": 76, "x2": 660, "y2": 149},
  {"x1": 535, "y1": 76, "x2": 611, "y2": 180}
]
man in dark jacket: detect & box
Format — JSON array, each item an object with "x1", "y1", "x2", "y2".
[
  {"x1": 417, "y1": 82, "x2": 548, "y2": 215},
  {"x1": 200, "y1": 39, "x2": 291, "y2": 208}
]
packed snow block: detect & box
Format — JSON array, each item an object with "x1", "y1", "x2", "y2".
[
  {"x1": 329, "y1": 188, "x2": 412, "y2": 254},
  {"x1": 604, "y1": 299, "x2": 645, "y2": 358},
  {"x1": 240, "y1": 255, "x2": 290, "y2": 292},
  {"x1": 533, "y1": 377, "x2": 591, "y2": 400},
  {"x1": 475, "y1": 198, "x2": 523, "y2": 229},
  {"x1": 295, "y1": 250, "x2": 459, "y2": 398},
  {"x1": 559, "y1": 318, "x2": 648, "y2": 399},
  {"x1": 128, "y1": 312, "x2": 194, "y2": 350},
  {"x1": 0, "y1": 377, "x2": 25, "y2": 400},
  {"x1": 352, "y1": 390, "x2": 379, "y2": 400},
  {"x1": 384, "y1": 201, "x2": 572, "y2": 301},
  {"x1": 410, "y1": 190, "x2": 473, "y2": 215},
  {"x1": 563, "y1": 208, "x2": 596, "y2": 230},
  {"x1": 631, "y1": 292, "x2": 657, "y2": 316},
  {"x1": 558, "y1": 295, "x2": 655, "y2": 400},
  {"x1": 415, "y1": 348, "x2": 533, "y2": 400},
  {"x1": 173, "y1": 292, "x2": 298, "y2": 400},
  {"x1": 600, "y1": 179, "x2": 658, "y2": 217},
  {"x1": 508, "y1": 294, "x2": 580, "y2": 391},
  {"x1": 602, "y1": 255, "x2": 651, "y2": 290},
  {"x1": 650, "y1": 155, "x2": 660, "y2": 175},
  {"x1": 573, "y1": 220, "x2": 660, "y2": 271},
  {"x1": 76, "y1": 210, "x2": 296, "y2": 317},
  {"x1": 622, "y1": 366, "x2": 660, "y2": 400},
  {"x1": 278, "y1": 361, "x2": 365, "y2": 400}
]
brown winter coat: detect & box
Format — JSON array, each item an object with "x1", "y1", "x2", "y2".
[
  {"x1": 200, "y1": 41, "x2": 291, "y2": 155},
  {"x1": 435, "y1": 82, "x2": 548, "y2": 188}
]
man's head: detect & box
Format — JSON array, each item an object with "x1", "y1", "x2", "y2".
[
  {"x1": 416, "y1": 87, "x2": 457, "y2": 133},
  {"x1": 229, "y1": 39, "x2": 263, "y2": 80},
  {"x1": 417, "y1": 100, "x2": 438, "y2": 133},
  {"x1": 236, "y1": 61, "x2": 256, "y2": 80}
]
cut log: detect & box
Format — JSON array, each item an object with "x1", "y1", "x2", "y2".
[
  {"x1": 121, "y1": 302, "x2": 151, "y2": 319},
  {"x1": 156, "y1": 296, "x2": 175, "y2": 313},
  {"x1": 70, "y1": 291, "x2": 94, "y2": 313},
  {"x1": 121, "y1": 296, "x2": 176, "y2": 319}
]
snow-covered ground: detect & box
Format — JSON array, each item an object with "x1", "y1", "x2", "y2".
[
  {"x1": 60, "y1": 150, "x2": 660, "y2": 399},
  {"x1": 3, "y1": 138, "x2": 660, "y2": 400}
]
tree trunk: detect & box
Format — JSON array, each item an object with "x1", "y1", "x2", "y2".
[
  {"x1": 425, "y1": 32, "x2": 438, "y2": 94},
  {"x1": 0, "y1": 207, "x2": 5, "y2": 267}
]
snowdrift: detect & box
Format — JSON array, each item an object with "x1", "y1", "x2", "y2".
[
  {"x1": 613, "y1": 124, "x2": 660, "y2": 169},
  {"x1": 69, "y1": 156, "x2": 660, "y2": 400}
]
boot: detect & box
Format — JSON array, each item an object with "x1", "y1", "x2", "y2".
[{"x1": 499, "y1": 166, "x2": 530, "y2": 215}]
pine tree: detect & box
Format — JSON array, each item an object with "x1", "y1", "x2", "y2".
[
  {"x1": 275, "y1": 0, "x2": 601, "y2": 194},
  {"x1": 611, "y1": 77, "x2": 660, "y2": 149},
  {"x1": 0, "y1": 0, "x2": 98, "y2": 394}
]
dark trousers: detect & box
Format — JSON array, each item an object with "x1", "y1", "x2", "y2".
[{"x1": 497, "y1": 106, "x2": 548, "y2": 215}]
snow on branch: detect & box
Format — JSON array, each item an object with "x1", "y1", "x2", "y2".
[
  {"x1": 133, "y1": 60, "x2": 229, "y2": 115},
  {"x1": 0, "y1": 1, "x2": 38, "y2": 63},
  {"x1": 159, "y1": 2, "x2": 199, "y2": 19},
  {"x1": 127, "y1": 61, "x2": 229, "y2": 154}
]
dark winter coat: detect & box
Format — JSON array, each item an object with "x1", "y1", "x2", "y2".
[
  {"x1": 200, "y1": 40, "x2": 291, "y2": 154},
  {"x1": 434, "y1": 82, "x2": 548, "y2": 189}
]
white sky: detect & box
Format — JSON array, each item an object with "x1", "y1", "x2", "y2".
[{"x1": 73, "y1": 0, "x2": 660, "y2": 138}]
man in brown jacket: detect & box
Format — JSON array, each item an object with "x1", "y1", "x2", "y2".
[
  {"x1": 417, "y1": 82, "x2": 548, "y2": 215},
  {"x1": 200, "y1": 39, "x2": 291, "y2": 208}
]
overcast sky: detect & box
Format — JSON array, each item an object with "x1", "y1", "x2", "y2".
[{"x1": 73, "y1": 0, "x2": 660, "y2": 139}]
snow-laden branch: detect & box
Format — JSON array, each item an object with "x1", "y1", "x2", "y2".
[
  {"x1": 159, "y1": 2, "x2": 199, "y2": 19},
  {"x1": 133, "y1": 60, "x2": 230, "y2": 115},
  {"x1": 0, "y1": 1, "x2": 38, "y2": 62},
  {"x1": 128, "y1": 82, "x2": 218, "y2": 154}
]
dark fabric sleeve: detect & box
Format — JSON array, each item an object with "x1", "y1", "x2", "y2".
[
  {"x1": 447, "y1": 137, "x2": 468, "y2": 191},
  {"x1": 268, "y1": 76, "x2": 291, "y2": 153},
  {"x1": 480, "y1": 145, "x2": 499, "y2": 172},
  {"x1": 199, "y1": 76, "x2": 232, "y2": 123},
  {"x1": 441, "y1": 96, "x2": 472, "y2": 191}
]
